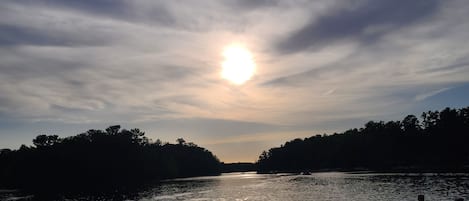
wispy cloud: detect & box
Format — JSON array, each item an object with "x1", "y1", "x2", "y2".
[
  {"x1": 415, "y1": 87, "x2": 451, "y2": 102},
  {"x1": 276, "y1": 0, "x2": 441, "y2": 53}
]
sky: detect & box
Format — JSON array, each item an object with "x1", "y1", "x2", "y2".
[{"x1": 1, "y1": 0, "x2": 469, "y2": 162}]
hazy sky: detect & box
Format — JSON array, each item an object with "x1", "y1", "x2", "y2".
[{"x1": 1, "y1": 0, "x2": 469, "y2": 162}]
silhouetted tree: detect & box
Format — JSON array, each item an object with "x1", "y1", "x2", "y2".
[
  {"x1": 0, "y1": 126, "x2": 221, "y2": 194},
  {"x1": 154, "y1": 139, "x2": 162, "y2": 146},
  {"x1": 257, "y1": 106, "x2": 469, "y2": 173},
  {"x1": 32, "y1": 135, "x2": 60, "y2": 147},
  {"x1": 402, "y1": 115, "x2": 421, "y2": 134},
  {"x1": 176, "y1": 138, "x2": 186, "y2": 145},
  {"x1": 0, "y1": 148, "x2": 11, "y2": 155}
]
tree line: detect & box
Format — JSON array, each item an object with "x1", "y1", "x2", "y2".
[
  {"x1": 0, "y1": 125, "x2": 221, "y2": 194},
  {"x1": 257, "y1": 106, "x2": 469, "y2": 173}
]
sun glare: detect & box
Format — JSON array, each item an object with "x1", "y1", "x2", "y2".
[{"x1": 221, "y1": 45, "x2": 256, "y2": 85}]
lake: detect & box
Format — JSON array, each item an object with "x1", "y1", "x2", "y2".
[{"x1": 2, "y1": 172, "x2": 468, "y2": 200}]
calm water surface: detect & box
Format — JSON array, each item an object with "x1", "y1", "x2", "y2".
[{"x1": 2, "y1": 172, "x2": 468, "y2": 200}]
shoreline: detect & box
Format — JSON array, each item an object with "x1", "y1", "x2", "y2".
[{"x1": 257, "y1": 166, "x2": 469, "y2": 174}]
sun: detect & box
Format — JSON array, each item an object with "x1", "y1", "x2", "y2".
[{"x1": 221, "y1": 45, "x2": 256, "y2": 85}]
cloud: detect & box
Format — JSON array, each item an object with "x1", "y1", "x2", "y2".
[
  {"x1": 4, "y1": 0, "x2": 175, "y2": 26},
  {"x1": 261, "y1": 61, "x2": 340, "y2": 87},
  {"x1": 225, "y1": 0, "x2": 279, "y2": 10},
  {"x1": 276, "y1": 0, "x2": 441, "y2": 53},
  {"x1": 15, "y1": 0, "x2": 128, "y2": 15},
  {"x1": 0, "y1": 24, "x2": 100, "y2": 47},
  {"x1": 420, "y1": 61, "x2": 469, "y2": 74},
  {"x1": 415, "y1": 87, "x2": 451, "y2": 102},
  {"x1": 0, "y1": 4, "x2": 127, "y2": 47}
]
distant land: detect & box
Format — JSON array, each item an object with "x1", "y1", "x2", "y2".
[
  {"x1": 221, "y1": 162, "x2": 257, "y2": 173},
  {"x1": 257, "y1": 106, "x2": 469, "y2": 173}
]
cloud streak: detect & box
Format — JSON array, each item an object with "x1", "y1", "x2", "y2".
[
  {"x1": 415, "y1": 87, "x2": 451, "y2": 102},
  {"x1": 276, "y1": 0, "x2": 441, "y2": 53}
]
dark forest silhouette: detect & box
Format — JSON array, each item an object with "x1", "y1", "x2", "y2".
[
  {"x1": 257, "y1": 106, "x2": 469, "y2": 173},
  {"x1": 0, "y1": 125, "x2": 221, "y2": 194}
]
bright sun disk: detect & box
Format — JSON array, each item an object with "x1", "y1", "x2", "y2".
[{"x1": 221, "y1": 45, "x2": 256, "y2": 85}]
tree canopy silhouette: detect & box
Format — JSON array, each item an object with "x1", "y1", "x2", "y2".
[
  {"x1": 0, "y1": 126, "x2": 221, "y2": 194},
  {"x1": 257, "y1": 106, "x2": 469, "y2": 173}
]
